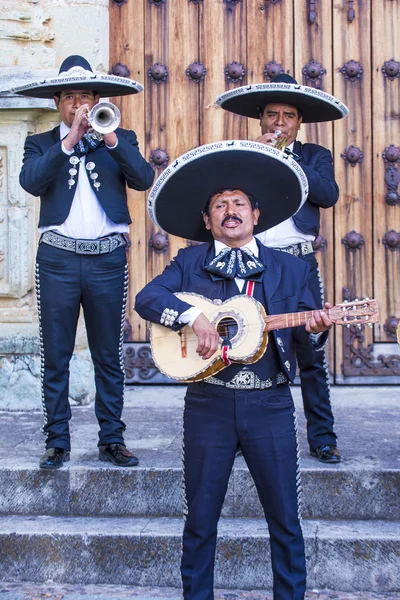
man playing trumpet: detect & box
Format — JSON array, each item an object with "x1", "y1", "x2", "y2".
[
  {"x1": 15, "y1": 55, "x2": 154, "y2": 470},
  {"x1": 217, "y1": 74, "x2": 348, "y2": 464}
]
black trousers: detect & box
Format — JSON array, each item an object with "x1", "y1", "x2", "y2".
[
  {"x1": 295, "y1": 252, "x2": 336, "y2": 451},
  {"x1": 35, "y1": 242, "x2": 128, "y2": 451},
  {"x1": 181, "y1": 381, "x2": 306, "y2": 600}
]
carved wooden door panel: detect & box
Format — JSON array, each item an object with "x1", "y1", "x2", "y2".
[{"x1": 110, "y1": 0, "x2": 400, "y2": 384}]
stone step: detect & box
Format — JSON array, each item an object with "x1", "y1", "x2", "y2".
[
  {"x1": 0, "y1": 461, "x2": 399, "y2": 521},
  {"x1": 0, "y1": 515, "x2": 399, "y2": 592},
  {"x1": 2, "y1": 582, "x2": 400, "y2": 600}
]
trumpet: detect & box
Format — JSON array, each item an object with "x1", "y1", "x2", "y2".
[
  {"x1": 88, "y1": 101, "x2": 121, "y2": 136},
  {"x1": 272, "y1": 129, "x2": 288, "y2": 151}
]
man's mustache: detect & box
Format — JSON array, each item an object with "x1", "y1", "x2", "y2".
[{"x1": 221, "y1": 215, "x2": 243, "y2": 226}]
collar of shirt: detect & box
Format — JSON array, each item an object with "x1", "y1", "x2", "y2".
[
  {"x1": 214, "y1": 237, "x2": 259, "y2": 259},
  {"x1": 287, "y1": 141, "x2": 294, "y2": 151},
  {"x1": 60, "y1": 121, "x2": 70, "y2": 140}
]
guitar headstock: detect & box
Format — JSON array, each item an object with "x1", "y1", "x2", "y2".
[{"x1": 328, "y1": 299, "x2": 380, "y2": 326}]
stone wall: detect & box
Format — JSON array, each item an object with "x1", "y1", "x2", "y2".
[{"x1": 0, "y1": 0, "x2": 109, "y2": 410}]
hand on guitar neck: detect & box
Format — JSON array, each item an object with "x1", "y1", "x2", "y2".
[{"x1": 304, "y1": 302, "x2": 333, "y2": 335}]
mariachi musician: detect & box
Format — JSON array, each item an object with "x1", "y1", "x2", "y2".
[
  {"x1": 135, "y1": 141, "x2": 333, "y2": 600},
  {"x1": 216, "y1": 74, "x2": 349, "y2": 464},
  {"x1": 14, "y1": 55, "x2": 154, "y2": 470}
]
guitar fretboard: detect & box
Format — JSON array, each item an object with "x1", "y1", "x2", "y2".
[{"x1": 264, "y1": 310, "x2": 320, "y2": 332}]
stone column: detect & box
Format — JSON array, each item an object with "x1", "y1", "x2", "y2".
[{"x1": 0, "y1": 0, "x2": 109, "y2": 410}]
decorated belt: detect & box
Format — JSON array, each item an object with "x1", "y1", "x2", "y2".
[
  {"x1": 275, "y1": 241, "x2": 314, "y2": 257},
  {"x1": 40, "y1": 231, "x2": 125, "y2": 255},
  {"x1": 205, "y1": 369, "x2": 287, "y2": 390}
]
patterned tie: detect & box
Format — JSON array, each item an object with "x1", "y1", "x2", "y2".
[
  {"x1": 73, "y1": 132, "x2": 104, "y2": 157},
  {"x1": 205, "y1": 247, "x2": 265, "y2": 282}
]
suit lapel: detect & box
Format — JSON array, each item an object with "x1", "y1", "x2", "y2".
[
  {"x1": 52, "y1": 126, "x2": 82, "y2": 197},
  {"x1": 51, "y1": 125, "x2": 61, "y2": 145},
  {"x1": 293, "y1": 140, "x2": 303, "y2": 162},
  {"x1": 257, "y1": 240, "x2": 282, "y2": 310}
]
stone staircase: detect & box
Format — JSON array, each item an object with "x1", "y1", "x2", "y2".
[{"x1": 0, "y1": 385, "x2": 399, "y2": 593}]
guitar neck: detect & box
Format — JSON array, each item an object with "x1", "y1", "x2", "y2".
[{"x1": 264, "y1": 310, "x2": 322, "y2": 332}]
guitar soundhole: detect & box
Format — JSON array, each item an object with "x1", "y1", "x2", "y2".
[{"x1": 217, "y1": 317, "x2": 239, "y2": 342}]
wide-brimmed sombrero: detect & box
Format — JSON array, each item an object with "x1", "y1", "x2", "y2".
[
  {"x1": 10, "y1": 55, "x2": 143, "y2": 98},
  {"x1": 148, "y1": 140, "x2": 309, "y2": 242},
  {"x1": 216, "y1": 74, "x2": 348, "y2": 123}
]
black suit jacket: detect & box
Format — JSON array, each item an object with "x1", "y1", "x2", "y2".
[
  {"x1": 291, "y1": 141, "x2": 339, "y2": 237},
  {"x1": 19, "y1": 125, "x2": 154, "y2": 227},
  {"x1": 135, "y1": 240, "x2": 328, "y2": 383}
]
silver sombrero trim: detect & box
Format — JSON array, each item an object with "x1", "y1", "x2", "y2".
[
  {"x1": 11, "y1": 74, "x2": 144, "y2": 95},
  {"x1": 147, "y1": 140, "x2": 309, "y2": 229},
  {"x1": 216, "y1": 82, "x2": 349, "y2": 119}
]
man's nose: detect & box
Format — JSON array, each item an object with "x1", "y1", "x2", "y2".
[
  {"x1": 73, "y1": 96, "x2": 83, "y2": 107},
  {"x1": 225, "y1": 205, "x2": 237, "y2": 215}
]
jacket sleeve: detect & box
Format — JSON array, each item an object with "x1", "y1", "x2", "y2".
[
  {"x1": 108, "y1": 130, "x2": 154, "y2": 191},
  {"x1": 19, "y1": 136, "x2": 70, "y2": 197},
  {"x1": 292, "y1": 261, "x2": 329, "y2": 350},
  {"x1": 135, "y1": 249, "x2": 195, "y2": 331},
  {"x1": 300, "y1": 146, "x2": 339, "y2": 209}
]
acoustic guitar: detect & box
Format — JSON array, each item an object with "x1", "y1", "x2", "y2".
[{"x1": 150, "y1": 293, "x2": 380, "y2": 382}]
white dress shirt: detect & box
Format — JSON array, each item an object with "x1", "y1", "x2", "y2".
[
  {"x1": 255, "y1": 142, "x2": 314, "y2": 248},
  {"x1": 39, "y1": 121, "x2": 129, "y2": 239},
  {"x1": 177, "y1": 238, "x2": 259, "y2": 326}
]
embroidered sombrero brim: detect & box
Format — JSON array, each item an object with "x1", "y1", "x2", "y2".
[
  {"x1": 148, "y1": 140, "x2": 309, "y2": 242},
  {"x1": 216, "y1": 83, "x2": 348, "y2": 123},
  {"x1": 10, "y1": 74, "x2": 143, "y2": 98}
]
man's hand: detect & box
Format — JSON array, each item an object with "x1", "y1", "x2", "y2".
[
  {"x1": 191, "y1": 313, "x2": 220, "y2": 359},
  {"x1": 63, "y1": 104, "x2": 91, "y2": 151},
  {"x1": 255, "y1": 132, "x2": 280, "y2": 146},
  {"x1": 104, "y1": 132, "x2": 118, "y2": 148},
  {"x1": 305, "y1": 302, "x2": 333, "y2": 334}
]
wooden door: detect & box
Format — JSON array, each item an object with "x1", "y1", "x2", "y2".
[{"x1": 110, "y1": 0, "x2": 400, "y2": 384}]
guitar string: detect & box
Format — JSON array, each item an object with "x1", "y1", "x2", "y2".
[{"x1": 157, "y1": 318, "x2": 374, "y2": 341}]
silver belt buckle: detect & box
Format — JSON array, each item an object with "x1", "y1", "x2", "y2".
[
  {"x1": 301, "y1": 241, "x2": 313, "y2": 255},
  {"x1": 76, "y1": 239, "x2": 101, "y2": 255}
]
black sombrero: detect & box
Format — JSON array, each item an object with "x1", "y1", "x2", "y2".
[
  {"x1": 148, "y1": 140, "x2": 309, "y2": 242},
  {"x1": 216, "y1": 74, "x2": 348, "y2": 123},
  {"x1": 10, "y1": 55, "x2": 143, "y2": 99}
]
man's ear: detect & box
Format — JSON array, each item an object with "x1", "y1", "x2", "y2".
[
  {"x1": 297, "y1": 116, "x2": 303, "y2": 132},
  {"x1": 53, "y1": 95, "x2": 60, "y2": 110},
  {"x1": 203, "y1": 212, "x2": 211, "y2": 231},
  {"x1": 94, "y1": 94, "x2": 100, "y2": 105},
  {"x1": 253, "y1": 207, "x2": 260, "y2": 226}
]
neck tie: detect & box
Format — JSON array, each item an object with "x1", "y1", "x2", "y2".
[
  {"x1": 205, "y1": 247, "x2": 265, "y2": 282},
  {"x1": 73, "y1": 131, "x2": 104, "y2": 157}
]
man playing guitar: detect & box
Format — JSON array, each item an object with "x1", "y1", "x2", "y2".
[{"x1": 135, "y1": 141, "x2": 333, "y2": 600}]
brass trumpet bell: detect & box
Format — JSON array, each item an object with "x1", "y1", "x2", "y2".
[{"x1": 88, "y1": 101, "x2": 121, "y2": 135}]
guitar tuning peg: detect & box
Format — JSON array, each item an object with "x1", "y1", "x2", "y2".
[
  {"x1": 368, "y1": 323, "x2": 373, "y2": 328},
  {"x1": 354, "y1": 298, "x2": 359, "y2": 302},
  {"x1": 343, "y1": 300, "x2": 349, "y2": 303},
  {"x1": 365, "y1": 297, "x2": 369, "y2": 300},
  {"x1": 346, "y1": 324, "x2": 351, "y2": 328}
]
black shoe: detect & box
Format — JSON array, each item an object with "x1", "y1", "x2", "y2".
[
  {"x1": 39, "y1": 447, "x2": 70, "y2": 470},
  {"x1": 310, "y1": 444, "x2": 341, "y2": 464},
  {"x1": 99, "y1": 443, "x2": 139, "y2": 467}
]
